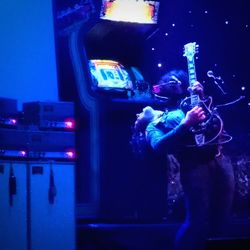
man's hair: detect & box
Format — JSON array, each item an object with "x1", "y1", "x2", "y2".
[
  {"x1": 159, "y1": 69, "x2": 189, "y2": 87},
  {"x1": 154, "y1": 69, "x2": 189, "y2": 98}
]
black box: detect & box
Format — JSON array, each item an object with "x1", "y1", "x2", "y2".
[
  {"x1": 0, "y1": 97, "x2": 18, "y2": 117},
  {"x1": 0, "y1": 127, "x2": 75, "y2": 151},
  {"x1": 22, "y1": 101, "x2": 74, "y2": 129}
]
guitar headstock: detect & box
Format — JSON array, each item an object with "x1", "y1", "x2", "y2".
[{"x1": 183, "y1": 42, "x2": 199, "y2": 60}]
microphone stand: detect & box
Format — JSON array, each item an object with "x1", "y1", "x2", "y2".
[
  {"x1": 213, "y1": 79, "x2": 227, "y2": 95},
  {"x1": 207, "y1": 70, "x2": 245, "y2": 109},
  {"x1": 207, "y1": 70, "x2": 227, "y2": 94}
]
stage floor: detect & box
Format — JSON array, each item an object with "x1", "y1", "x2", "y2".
[{"x1": 77, "y1": 218, "x2": 250, "y2": 250}]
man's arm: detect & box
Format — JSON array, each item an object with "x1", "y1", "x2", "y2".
[
  {"x1": 146, "y1": 106, "x2": 206, "y2": 153},
  {"x1": 146, "y1": 121, "x2": 189, "y2": 153}
]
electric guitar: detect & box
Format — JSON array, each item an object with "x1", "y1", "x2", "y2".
[{"x1": 180, "y1": 42, "x2": 224, "y2": 147}]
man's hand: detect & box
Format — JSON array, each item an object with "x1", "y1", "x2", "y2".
[
  {"x1": 187, "y1": 81, "x2": 204, "y2": 98},
  {"x1": 181, "y1": 106, "x2": 206, "y2": 127}
]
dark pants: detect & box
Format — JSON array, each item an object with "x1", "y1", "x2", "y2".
[{"x1": 174, "y1": 154, "x2": 235, "y2": 250}]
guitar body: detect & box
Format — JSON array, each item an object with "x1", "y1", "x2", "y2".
[{"x1": 180, "y1": 96, "x2": 224, "y2": 146}]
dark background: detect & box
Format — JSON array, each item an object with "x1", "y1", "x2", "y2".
[
  {"x1": 54, "y1": 0, "x2": 250, "y2": 221},
  {"x1": 55, "y1": 0, "x2": 250, "y2": 134}
]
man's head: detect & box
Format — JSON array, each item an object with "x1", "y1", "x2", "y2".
[{"x1": 153, "y1": 69, "x2": 189, "y2": 100}]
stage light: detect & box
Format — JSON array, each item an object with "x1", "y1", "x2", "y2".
[
  {"x1": 64, "y1": 119, "x2": 75, "y2": 130},
  {"x1": 65, "y1": 151, "x2": 75, "y2": 159},
  {"x1": 100, "y1": 0, "x2": 160, "y2": 24},
  {"x1": 10, "y1": 119, "x2": 17, "y2": 125},
  {"x1": 19, "y1": 151, "x2": 27, "y2": 157}
]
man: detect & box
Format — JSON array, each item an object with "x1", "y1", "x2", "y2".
[{"x1": 146, "y1": 69, "x2": 235, "y2": 250}]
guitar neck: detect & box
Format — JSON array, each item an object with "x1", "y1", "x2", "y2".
[
  {"x1": 187, "y1": 56, "x2": 197, "y2": 88},
  {"x1": 186, "y1": 56, "x2": 200, "y2": 105}
]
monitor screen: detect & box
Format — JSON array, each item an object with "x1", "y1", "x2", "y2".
[
  {"x1": 89, "y1": 59, "x2": 133, "y2": 91},
  {"x1": 100, "y1": 0, "x2": 160, "y2": 24}
]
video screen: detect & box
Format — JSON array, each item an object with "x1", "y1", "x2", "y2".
[
  {"x1": 89, "y1": 59, "x2": 133, "y2": 91},
  {"x1": 100, "y1": 0, "x2": 160, "y2": 24}
]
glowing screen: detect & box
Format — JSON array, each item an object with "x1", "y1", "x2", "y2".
[
  {"x1": 89, "y1": 59, "x2": 133, "y2": 90},
  {"x1": 100, "y1": 0, "x2": 160, "y2": 24}
]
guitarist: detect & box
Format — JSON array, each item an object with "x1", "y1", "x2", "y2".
[{"x1": 146, "y1": 69, "x2": 235, "y2": 250}]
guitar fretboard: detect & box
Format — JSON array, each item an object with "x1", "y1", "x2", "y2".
[{"x1": 187, "y1": 57, "x2": 199, "y2": 107}]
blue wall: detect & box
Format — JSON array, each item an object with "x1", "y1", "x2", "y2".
[{"x1": 0, "y1": 0, "x2": 59, "y2": 110}]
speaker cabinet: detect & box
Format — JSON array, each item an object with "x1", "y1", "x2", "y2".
[
  {"x1": 0, "y1": 160, "x2": 76, "y2": 250},
  {"x1": 30, "y1": 162, "x2": 76, "y2": 250},
  {"x1": 0, "y1": 161, "x2": 27, "y2": 250}
]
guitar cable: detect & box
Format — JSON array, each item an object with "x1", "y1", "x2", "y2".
[{"x1": 215, "y1": 96, "x2": 245, "y2": 108}]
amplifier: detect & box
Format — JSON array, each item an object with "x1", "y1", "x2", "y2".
[
  {"x1": 22, "y1": 101, "x2": 75, "y2": 129},
  {"x1": 0, "y1": 117, "x2": 18, "y2": 128},
  {"x1": 0, "y1": 150, "x2": 75, "y2": 160},
  {"x1": 0, "y1": 127, "x2": 75, "y2": 151}
]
